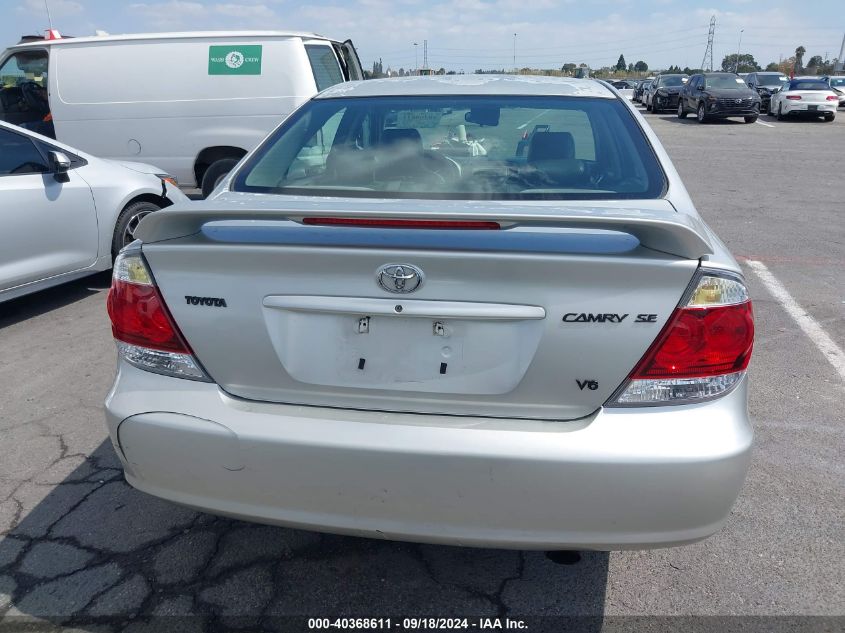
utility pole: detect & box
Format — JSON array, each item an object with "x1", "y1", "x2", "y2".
[
  {"x1": 701, "y1": 15, "x2": 716, "y2": 72},
  {"x1": 735, "y1": 28, "x2": 744, "y2": 73},
  {"x1": 44, "y1": 0, "x2": 54, "y2": 29},
  {"x1": 423, "y1": 40, "x2": 428, "y2": 69},
  {"x1": 513, "y1": 33, "x2": 517, "y2": 71},
  {"x1": 413, "y1": 42, "x2": 418, "y2": 74}
]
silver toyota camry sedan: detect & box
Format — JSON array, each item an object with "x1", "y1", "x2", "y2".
[{"x1": 105, "y1": 76, "x2": 754, "y2": 550}]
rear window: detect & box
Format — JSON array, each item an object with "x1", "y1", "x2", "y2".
[
  {"x1": 788, "y1": 81, "x2": 829, "y2": 91},
  {"x1": 233, "y1": 95, "x2": 666, "y2": 200},
  {"x1": 305, "y1": 45, "x2": 344, "y2": 92}
]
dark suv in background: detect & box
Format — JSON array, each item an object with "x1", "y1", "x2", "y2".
[
  {"x1": 647, "y1": 73, "x2": 689, "y2": 113},
  {"x1": 746, "y1": 71, "x2": 789, "y2": 113},
  {"x1": 679, "y1": 73, "x2": 761, "y2": 123}
]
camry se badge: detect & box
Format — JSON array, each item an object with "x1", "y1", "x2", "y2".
[
  {"x1": 377, "y1": 264, "x2": 424, "y2": 294},
  {"x1": 562, "y1": 313, "x2": 658, "y2": 324}
]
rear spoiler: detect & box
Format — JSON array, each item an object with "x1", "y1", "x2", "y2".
[{"x1": 136, "y1": 201, "x2": 713, "y2": 259}]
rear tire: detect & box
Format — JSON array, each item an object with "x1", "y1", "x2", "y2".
[
  {"x1": 677, "y1": 101, "x2": 687, "y2": 119},
  {"x1": 697, "y1": 102, "x2": 707, "y2": 123},
  {"x1": 646, "y1": 96, "x2": 652, "y2": 112},
  {"x1": 823, "y1": 113, "x2": 835, "y2": 122},
  {"x1": 777, "y1": 104, "x2": 785, "y2": 121},
  {"x1": 744, "y1": 115, "x2": 758, "y2": 123},
  {"x1": 112, "y1": 200, "x2": 162, "y2": 259},
  {"x1": 201, "y1": 158, "x2": 240, "y2": 199}
]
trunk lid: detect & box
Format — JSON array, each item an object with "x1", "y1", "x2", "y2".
[
  {"x1": 788, "y1": 90, "x2": 835, "y2": 103},
  {"x1": 139, "y1": 197, "x2": 707, "y2": 420}
]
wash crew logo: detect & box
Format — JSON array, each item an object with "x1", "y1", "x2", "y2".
[
  {"x1": 225, "y1": 51, "x2": 245, "y2": 69},
  {"x1": 208, "y1": 45, "x2": 262, "y2": 75}
]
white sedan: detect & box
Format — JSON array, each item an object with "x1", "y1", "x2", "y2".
[
  {"x1": 768, "y1": 77, "x2": 838, "y2": 121},
  {"x1": 0, "y1": 121, "x2": 189, "y2": 303}
]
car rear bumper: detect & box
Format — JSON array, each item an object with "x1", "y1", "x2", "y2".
[
  {"x1": 781, "y1": 102, "x2": 837, "y2": 114},
  {"x1": 105, "y1": 362, "x2": 753, "y2": 550}
]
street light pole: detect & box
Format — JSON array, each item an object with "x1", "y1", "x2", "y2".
[
  {"x1": 414, "y1": 43, "x2": 418, "y2": 75},
  {"x1": 735, "y1": 29, "x2": 744, "y2": 73},
  {"x1": 513, "y1": 33, "x2": 517, "y2": 72}
]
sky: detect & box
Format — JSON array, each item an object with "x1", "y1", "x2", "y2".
[{"x1": 4, "y1": 0, "x2": 845, "y2": 73}]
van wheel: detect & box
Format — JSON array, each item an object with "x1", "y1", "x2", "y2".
[
  {"x1": 112, "y1": 200, "x2": 162, "y2": 259},
  {"x1": 201, "y1": 158, "x2": 240, "y2": 198}
]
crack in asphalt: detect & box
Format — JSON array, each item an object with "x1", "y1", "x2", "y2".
[{"x1": 1, "y1": 457, "x2": 563, "y2": 630}]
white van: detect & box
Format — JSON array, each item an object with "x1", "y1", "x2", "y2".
[{"x1": 0, "y1": 31, "x2": 362, "y2": 195}]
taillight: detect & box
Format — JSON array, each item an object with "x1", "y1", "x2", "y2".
[
  {"x1": 607, "y1": 270, "x2": 753, "y2": 406},
  {"x1": 107, "y1": 252, "x2": 210, "y2": 381},
  {"x1": 786, "y1": 95, "x2": 802, "y2": 100},
  {"x1": 826, "y1": 95, "x2": 838, "y2": 101},
  {"x1": 302, "y1": 217, "x2": 501, "y2": 230}
]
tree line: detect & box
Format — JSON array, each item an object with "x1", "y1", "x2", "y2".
[{"x1": 364, "y1": 46, "x2": 838, "y2": 80}]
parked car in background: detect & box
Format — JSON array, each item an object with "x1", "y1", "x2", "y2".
[
  {"x1": 0, "y1": 121, "x2": 188, "y2": 303},
  {"x1": 820, "y1": 75, "x2": 845, "y2": 107},
  {"x1": 105, "y1": 75, "x2": 754, "y2": 551},
  {"x1": 745, "y1": 72, "x2": 789, "y2": 113},
  {"x1": 647, "y1": 73, "x2": 689, "y2": 113},
  {"x1": 768, "y1": 77, "x2": 838, "y2": 121},
  {"x1": 679, "y1": 73, "x2": 761, "y2": 123},
  {"x1": 0, "y1": 31, "x2": 363, "y2": 197},
  {"x1": 640, "y1": 79, "x2": 657, "y2": 107},
  {"x1": 609, "y1": 80, "x2": 635, "y2": 100},
  {"x1": 633, "y1": 79, "x2": 652, "y2": 103}
]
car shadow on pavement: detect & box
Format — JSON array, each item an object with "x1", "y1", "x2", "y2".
[
  {"x1": 0, "y1": 440, "x2": 610, "y2": 632},
  {"x1": 0, "y1": 272, "x2": 111, "y2": 330}
]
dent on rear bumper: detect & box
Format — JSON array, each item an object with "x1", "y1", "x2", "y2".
[{"x1": 105, "y1": 362, "x2": 753, "y2": 550}]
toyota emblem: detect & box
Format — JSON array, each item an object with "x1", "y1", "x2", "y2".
[{"x1": 376, "y1": 264, "x2": 424, "y2": 294}]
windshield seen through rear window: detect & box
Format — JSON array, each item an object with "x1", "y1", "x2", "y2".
[{"x1": 233, "y1": 95, "x2": 665, "y2": 200}]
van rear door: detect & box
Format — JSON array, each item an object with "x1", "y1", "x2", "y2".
[{"x1": 334, "y1": 40, "x2": 363, "y2": 81}]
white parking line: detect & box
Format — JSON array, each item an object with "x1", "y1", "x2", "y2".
[
  {"x1": 746, "y1": 260, "x2": 845, "y2": 383},
  {"x1": 755, "y1": 120, "x2": 775, "y2": 128},
  {"x1": 517, "y1": 109, "x2": 550, "y2": 130}
]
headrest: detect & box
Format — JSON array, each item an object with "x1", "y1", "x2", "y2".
[
  {"x1": 381, "y1": 128, "x2": 423, "y2": 150},
  {"x1": 527, "y1": 131, "x2": 575, "y2": 162}
]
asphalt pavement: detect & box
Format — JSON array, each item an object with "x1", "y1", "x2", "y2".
[{"x1": 0, "y1": 103, "x2": 843, "y2": 632}]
